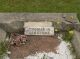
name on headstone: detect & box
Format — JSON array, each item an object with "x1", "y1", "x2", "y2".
[{"x1": 24, "y1": 27, "x2": 54, "y2": 35}]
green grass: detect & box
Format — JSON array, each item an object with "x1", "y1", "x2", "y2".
[
  {"x1": 62, "y1": 31, "x2": 73, "y2": 42},
  {"x1": 77, "y1": 14, "x2": 80, "y2": 22},
  {"x1": 0, "y1": 0, "x2": 80, "y2": 12},
  {"x1": 0, "y1": 41, "x2": 8, "y2": 59}
]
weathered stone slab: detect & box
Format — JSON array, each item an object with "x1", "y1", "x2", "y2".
[
  {"x1": 0, "y1": 21, "x2": 24, "y2": 33},
  {"x1": 0, "y1": 13, "x2": 79, "y2": 23},
  {"x1": 72, "y1": 30, "x2": 80, "y2": 58}
]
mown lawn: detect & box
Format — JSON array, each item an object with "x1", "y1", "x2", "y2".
[{"x1": 0, "y1": 0, "x2": 80, "y2": 12}]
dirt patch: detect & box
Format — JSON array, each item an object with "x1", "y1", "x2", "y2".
[{"x1": 9, "y1": 36, "x2": 61, "y2": 59}]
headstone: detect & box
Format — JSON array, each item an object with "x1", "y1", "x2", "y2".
[{"x1": 24, "y1": 22, "x2": 54, "y2": 35}]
